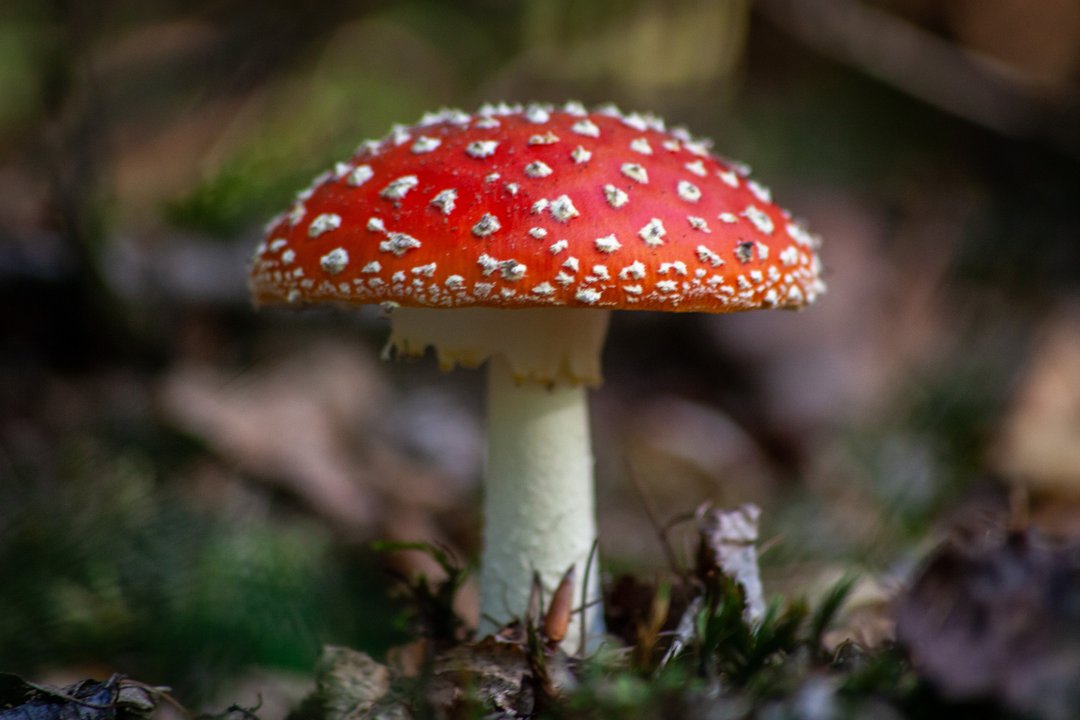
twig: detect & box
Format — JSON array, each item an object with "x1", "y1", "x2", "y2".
[
  {"x1": 627, "y1": 462, "x2": 689, "y2": 581},
  {"x1": 664, "y1": 510, "x2": 698, "y2": 534},
  {"x1": 197, "y1": 700, "x2": 263, "y2": 720},
  {"x1": 757, "y1": 533, "x2": 783, "y2": 559},
  {"x1": 755, "y1": 0, "x2": 1080, "y2": 158}
]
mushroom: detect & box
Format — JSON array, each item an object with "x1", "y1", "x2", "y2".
[{"x1": 249, "y1": 101, "x2": 825, "y2": 649}]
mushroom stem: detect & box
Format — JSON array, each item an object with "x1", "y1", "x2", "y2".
[
  {"x1": 480, "y1": 354, "x2": 605, "y2": 647},
  {"x1": 387, "y1": 306, "x2": 610, "y2": 650}
]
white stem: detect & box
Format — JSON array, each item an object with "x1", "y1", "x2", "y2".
[
  {"x1": 479, "y1": 354, "x2": 604, "y2": 648},
  {"x1": 386, "y1": 306, "x2": 610, "y2": 651}
]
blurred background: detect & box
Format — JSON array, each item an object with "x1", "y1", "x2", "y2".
[{"x1": 2, "y1": 0, "x2": 1079, "y2": 710}]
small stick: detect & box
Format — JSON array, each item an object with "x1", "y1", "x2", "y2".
[{"x1": 627, "y1": 462, "x2": 688, "y2": 580}]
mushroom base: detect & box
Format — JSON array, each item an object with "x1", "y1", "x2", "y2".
[{"x1": 385, "y1": 307, "x2": 611, "y2": 387}]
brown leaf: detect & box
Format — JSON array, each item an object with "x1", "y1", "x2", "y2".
[
  {"x1": 994, "y1": 304, "x2": 1080, "y2": 500},
  {"x1": 896, "y1": 528, "x2": 1080, "y2": 719},
  {"x1": 315, "y1": 646, "x2": 394, "y2": 720},
  {"x1": 543, "y1": 566, "x2": 575, "y2": 647},
  {"x1": 429, "y1": 638, "x2": 533, "y2": 718},
  {"x1": 159, "y1": 342, "x2": 386, "y2": 533}
]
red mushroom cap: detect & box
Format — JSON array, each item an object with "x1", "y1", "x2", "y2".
[{"x1": 250, "y1": 102, "x2": 824, "y2": 313}]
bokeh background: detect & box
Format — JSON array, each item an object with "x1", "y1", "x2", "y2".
[{"x1": 2, "y1": 0, "x2": 1079, "y2": 710}]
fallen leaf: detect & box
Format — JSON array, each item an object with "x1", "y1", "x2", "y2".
[
  {"x1": 896, "y1": 528, "x2": 1080, "y2": 720},
  {"x1": 994, "y1": 304, "x2": 1080, "y2": 499},
  {"x1": 159, "y1": 345, "x2": 381, "y2": 533},
  {"x1": 696, "y1": 503, "x2": 766, "y2": 625}
]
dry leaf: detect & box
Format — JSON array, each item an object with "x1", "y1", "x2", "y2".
[
  {"x1": 897, "y1": 529, "x2": 1080, "y2": 720},
  {"x1": 159, "y1": 342, "x2": 386, "y2": 534},
  {"x1": 696, "y1": 503, "x2": 766, "y2": 625},
  {"x1": 994, "y1": 305, "x2": 1080, "y2": 499}
]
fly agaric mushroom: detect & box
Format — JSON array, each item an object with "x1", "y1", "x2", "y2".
[{"x1": 250, "y1": 101, "x2": 824, "y2": 649}]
